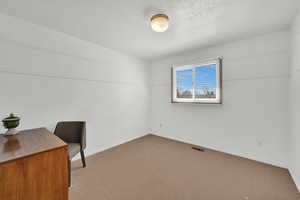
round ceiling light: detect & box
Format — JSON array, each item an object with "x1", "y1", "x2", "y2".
[{"x1": 150, "y1": 14, "x2": 169, "y2": 32}]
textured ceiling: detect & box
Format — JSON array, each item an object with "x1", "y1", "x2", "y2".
[{"x1": 0, "y1": 0, "x2": 298, "y2": 60}]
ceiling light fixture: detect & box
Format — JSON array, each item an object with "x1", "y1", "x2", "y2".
[{"x1": 150, "y1": 14, "x2": 169, "y2": 32}]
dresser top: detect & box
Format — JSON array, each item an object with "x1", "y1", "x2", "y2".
[{"x1": 0, "y1": 128, "x2": 67, "y2": 164}]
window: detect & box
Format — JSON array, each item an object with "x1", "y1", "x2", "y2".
[{"x1": 172, "y1": 58, "x2": 222, "y2": 104}]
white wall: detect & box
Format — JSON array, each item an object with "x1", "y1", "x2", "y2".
[
  {"x1": 150, "y1": 31, "x2": 290, "y2": 168},
  {"x1": 0, "y1": 10, "x2": 293, "y2": 174},
  {"x1": 289, "y1": 9, "x2": 300, "y2": 190},
  {"x1": 0, "y1": 13, "x2": 149, "y2": 158}
]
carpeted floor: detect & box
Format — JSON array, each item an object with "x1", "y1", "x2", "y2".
[{"x1": 70, "y1": 135, "x2": 300, "y2": 200}]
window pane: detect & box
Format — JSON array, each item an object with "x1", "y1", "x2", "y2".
[
  {"x1": 195, "y1": 64, "x2": 216, "y2": 99},
  {"x1": 176, "y1": 69, "x2": 193, "y2": 98}
]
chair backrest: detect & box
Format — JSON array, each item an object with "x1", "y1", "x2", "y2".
[{"x1": 54, "y1": 121, "x2": 86, "y2": 150}]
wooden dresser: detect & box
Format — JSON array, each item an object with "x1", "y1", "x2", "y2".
[{"x1": 0, "y1": 128, "x2": 68, "y2": 200}]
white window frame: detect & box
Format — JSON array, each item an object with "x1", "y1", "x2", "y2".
[{"x1": 172, "y1": 58, "x2": 222, "y2": 104}]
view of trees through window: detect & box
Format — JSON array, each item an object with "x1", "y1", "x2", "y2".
[
  {"x1": 176, "y1": 64, "x2": 217, "y2": 99},
  {"x1": 176, "y1": 69, "x2": 193, "y2": 98}
]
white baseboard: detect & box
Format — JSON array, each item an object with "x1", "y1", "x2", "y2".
[{"x1": 289, "y1": 168, "x2": 300, "y2": 192}]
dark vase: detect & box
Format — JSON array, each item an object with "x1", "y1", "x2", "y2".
[{"x1": 2, "y1": 113, "x2": 20, "y2": 135}]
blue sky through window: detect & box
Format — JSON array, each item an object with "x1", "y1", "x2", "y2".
[
  {"x1": 195, "y1": 64, "x2": 216, "y2": 96},
  {"x1": 176, "y1": 64, "x2": 217, "y2": 99}
]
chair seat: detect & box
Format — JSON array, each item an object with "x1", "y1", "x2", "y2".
[{"x1": 68, "y1": 143, "x2": 81, "y2": 159}]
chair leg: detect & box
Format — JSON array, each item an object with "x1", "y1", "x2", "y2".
[{"x1": 80, "y1": 150, "x2": 86, "y2": 168}]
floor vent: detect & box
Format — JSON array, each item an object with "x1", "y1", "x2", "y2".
[{"x1": 192, "y1": 147, "x2": 205, "y2": 152}]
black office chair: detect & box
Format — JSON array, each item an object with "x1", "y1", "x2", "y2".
[{"x1": 54, "y1": 121, "x2": 86, "y2": 185}]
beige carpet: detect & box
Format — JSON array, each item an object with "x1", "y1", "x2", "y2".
[{"x1": 70, "y1": 135, "x2": 300, "y2": 200}]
